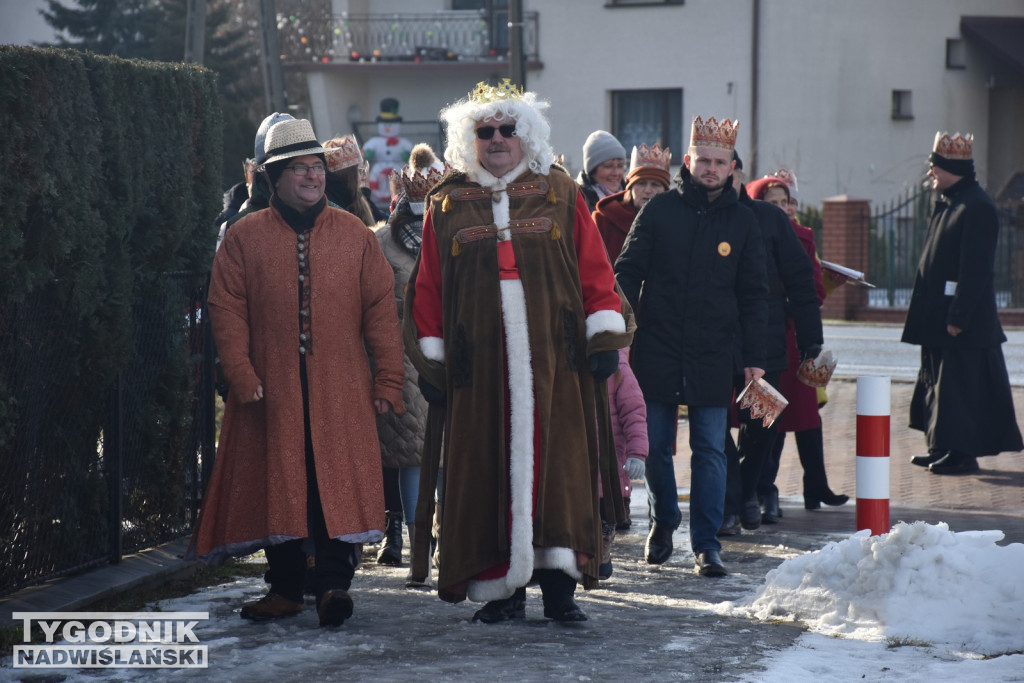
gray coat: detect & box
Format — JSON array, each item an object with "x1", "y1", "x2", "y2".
[{"x1": 374, "y1": 220, "x2": 428, "y2": 468}]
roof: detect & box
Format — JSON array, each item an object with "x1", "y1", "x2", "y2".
[{"x1": 960, "y1": 15, "x2": 1024, "y2": 76}]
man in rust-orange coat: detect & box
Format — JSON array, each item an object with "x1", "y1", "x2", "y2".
[{"x1": 188, "y1": 118, "x2": 405, "y2": 628}]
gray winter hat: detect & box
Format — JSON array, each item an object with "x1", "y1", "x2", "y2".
[
  {"x1": 254, "y1": 112, "x2": 295, "y2": 164},
  {"x1": 582, "y1": 130, "x2": 626, "y2": 175}
]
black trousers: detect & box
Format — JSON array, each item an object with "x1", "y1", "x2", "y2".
[
  {"x1": 724, "y1": 371, "x2": 781, "y2": 515},
  {"x1": 264, "y1": 357, "x2": 357, "y2": 602}
]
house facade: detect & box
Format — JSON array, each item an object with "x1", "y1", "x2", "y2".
[{"x1": 288, "y1": 0, "x2": 1024, "y2": 210}]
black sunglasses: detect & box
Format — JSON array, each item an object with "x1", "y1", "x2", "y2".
[{"x1": 476, "y1": 124, "x2": 516, "y2": 140}]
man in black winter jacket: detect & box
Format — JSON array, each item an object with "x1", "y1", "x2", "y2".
[{"x1": 615, "y1": 116, "x2": 768, "y2": 577}]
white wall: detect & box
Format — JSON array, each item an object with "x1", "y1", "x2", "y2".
[
  {"x1": 532, "y1": 1, "x2": 753, "y2": 177},
  {"x1": 308, "y1": 0, "x2": 1024, "y2": 208},
  {"x1": 754, "y1": 0, "x2": 1024, "y2": 205}
]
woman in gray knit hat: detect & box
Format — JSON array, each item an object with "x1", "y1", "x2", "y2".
[{"x1": 576, "y1": 130, "x2": 627, "y2": 212}]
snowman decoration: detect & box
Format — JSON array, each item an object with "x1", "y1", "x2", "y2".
[{"x1": 363, "y1": 98, "x2": 413, "y2": 211}]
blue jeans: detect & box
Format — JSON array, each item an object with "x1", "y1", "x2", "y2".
[
  {"x1": 645, "y1": 401, "x2": 727, "y2": 554},
  {"x1": 399, "y1": 466, "x2": 421, "y2": 525}
]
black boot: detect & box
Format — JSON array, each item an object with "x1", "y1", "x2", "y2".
[
  {"x1": 376, "y1": 511, "x2": 403, "y2": 566},
  {"x1": 472, "y1": 587, "x2": 526, "y2": 623},
  {"x1": 929, "y1": 451, "x2": 980, "y2": 475},
  {"x1": 616, "y1": 496, "x2": 632, "y2": 531},
  {"x1": 911, "y1": 449, "x2": 947, "y2": 467},
  {"x1": 599, "y1": 522, "x2": 615, "y2": 580},
  {"x1": 536, "y1": 569, "x2": 587, "y2": 622},
  {"x1": 797, "y1": 428, "x2": 848, "y2": 510},
  {"x1": 760, "y1": 488, "x2": 780, "y2": 524}
]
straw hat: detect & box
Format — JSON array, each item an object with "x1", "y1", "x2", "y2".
[{"x1": 261, "y1": 119, "x2": 327, "y2": 168}]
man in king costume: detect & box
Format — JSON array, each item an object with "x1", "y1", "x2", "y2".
[{"x1": 404, "y1": 80, "x2": 632, "y2": 623}]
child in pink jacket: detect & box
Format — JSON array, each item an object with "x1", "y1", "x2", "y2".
[{"x1": 601, "y1": 347, "x2": 648, "y2": 580}]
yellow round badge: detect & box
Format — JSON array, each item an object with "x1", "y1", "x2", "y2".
[{"x1": 717, "y1": 241, "x2": 732, "y2": 257}]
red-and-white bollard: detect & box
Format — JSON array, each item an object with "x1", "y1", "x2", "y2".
[{"x1": 856, "y1": 376, "x2": 890, "y2": 535}]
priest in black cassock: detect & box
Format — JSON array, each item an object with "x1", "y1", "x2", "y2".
[{"x1": 901, "y1": 131, "x2": 1023, "y2": 475}]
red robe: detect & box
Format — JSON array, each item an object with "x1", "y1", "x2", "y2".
[
  {"x1": 777, "y1": 222, "x2": 827, "y2": 433},
  {"x1": 592, "y1": 190, "x2": 638, "y2": 263}
]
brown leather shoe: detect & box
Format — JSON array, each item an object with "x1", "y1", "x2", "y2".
[
  {"x1": 240, "y1": 593, "x2": 304, "y2": 621},
  {"x1": 317, "y1": 589, "x2": 354, "y2": 627}
]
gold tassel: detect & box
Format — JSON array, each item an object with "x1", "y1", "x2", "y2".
[
  {"x1": 442, "y1": 194, "x2": 452, "y2": 213},
  {"x1": 451, "y1": 237, "x2": 460, "y2": 256},
  {"x1": 546, "y1": 186, "x2": 556, "y2": 204},
  {"x1": 551, "y1": 222, "x2": 561, "y2": 241}
]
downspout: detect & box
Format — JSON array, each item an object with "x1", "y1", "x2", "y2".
[{"x1": 750, "y1": 0, "x2": 760, "y2": 179}]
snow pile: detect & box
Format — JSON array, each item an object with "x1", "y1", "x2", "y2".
[{"x1": 723, "y1": 521, "x2": 1024, "y2": 656}]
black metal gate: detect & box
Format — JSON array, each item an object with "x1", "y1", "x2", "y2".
[
  {"x1": 867, "y1": 185, "x2": 1023, "y2": 309},
  {"x1": 0, "y1": 272, "x2": 215, "y2": 596}
]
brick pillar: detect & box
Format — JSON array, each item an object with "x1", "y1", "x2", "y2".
[{"x1": 821, "y1": 194, "x2": 871, "y2": 320}]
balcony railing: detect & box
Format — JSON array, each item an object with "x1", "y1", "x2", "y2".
[{"x1": 279, "y1": 10, "x2": 540, "y2": 64}]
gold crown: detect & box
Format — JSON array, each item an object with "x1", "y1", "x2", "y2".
[
  {"x1": 690, "y1": 116, "x2": 739, "y2": 151},
  {"x1": 401, "y1": 164, "x2": 449, "y2": 202},
  {"x1": 630, "y1": 143, "x2": 672, "y2": 171},
  {"x1": 469, "y1": 78, "x2": 524, "y2": 104},
  {"x1": 323, "y1": 135, "x2": 363, "y2": 173},
  {"x1": 932, "y1": 131, "x2": 973, "y2": 160},
  {"x1": 771, "y1": 168, "x2": 798, "y2": 192}
]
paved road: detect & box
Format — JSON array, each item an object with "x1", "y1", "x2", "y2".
[{"x1": 824, "y1": 322, "x2": 1024, "y2": 385}]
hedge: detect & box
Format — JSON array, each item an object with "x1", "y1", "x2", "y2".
[{"x1": 0, "y1": 46, "x2": 222, "y2": 593}]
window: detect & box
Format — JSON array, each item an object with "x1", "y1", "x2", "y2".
[
  {"x1": 946, "y1": 38, "x2": 966, "y2": 69},
  {"x1": 453, "y1": 0, "x2": 509, "y2": 55},
  {"x1": 611, "y1": 89, "x2": 683, "y2": 160},
  {"x1": 891, "y1": 90, "x2": 913, "y2": 120}
]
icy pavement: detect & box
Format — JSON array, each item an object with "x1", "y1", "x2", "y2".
[{"x1": 4, "y1": 500, "x2": 1023, "y2": 682}]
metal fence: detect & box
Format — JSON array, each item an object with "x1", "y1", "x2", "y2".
[
  {"x1": 279, "y1": 9, "x2": 540, "y2": 64},
  {"x1": 0, "y1": 272, "x2": 215, "y2": 596},
  {"x1": 867, "y1": 184, "x2": 1024, "y2": 308}
]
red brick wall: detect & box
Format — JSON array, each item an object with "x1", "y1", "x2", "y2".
[
  {"x1": 818, "y1": 195, "x2": 1024, "y2": 328},
  {"x1": 820, "y1": 195, "x2": 871, "y2": 320}
]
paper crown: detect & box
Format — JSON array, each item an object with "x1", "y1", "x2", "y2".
[
  {"x1": 470, "y1": 78, "x2": 524, "y2": 104},
  {"x1": 629, "y1": 143, "x2": 672, "y2": 172},
  {"x1": 322, "y1": 135, "x2": 363, "y2": 173},
  {"x1": 797, "y1": 349, "x2": 838, "y2": 388},
  {"x1": 690, "y1": 116, "x2": 739, "y2": 151},
  {"x1": 736, "y1": 378, "x2": 788, "y2": 428},
  {"x1": 932, "y1": 131, "x2": 973, "y2": 160},
  {"x1": 771, "y1": 168, "x2": 799, "y2": 193},
  {"x1": 400, "y1": 164, "x2": 450, "y2": 202}
]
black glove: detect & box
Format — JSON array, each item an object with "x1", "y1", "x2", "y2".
[
  {"x1": 589, "y1": 349, "x2": 619, "y2": 382},
  {"x1": 417, "y1": 375, "x2": 446, "y2": 405},
  {"x1": 799, "y1": 344, "x2": 823, "y2": 362}
]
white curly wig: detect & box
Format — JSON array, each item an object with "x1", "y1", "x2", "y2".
[{"x1": 441, "y1": 90, "x2": 556, "y2": 177}]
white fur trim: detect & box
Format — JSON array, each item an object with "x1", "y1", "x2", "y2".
[
  {"x1": 419, "y1": 336, "x2": 445, "y2": 363},
  {"x1": 465, "y1": 160, "x2": 529, "y2": 236},
  {"x1": 492, "y1": 188, "x2": 510, "y2": 232},
  {"x1": 468, "y1": 576, "x2": 517, "y2": 603},
  {"x1": 585, "y1": 309, "x2": 626, "y2": 340},
  {"x1": 465, "y1": 279, "x2": 536, "y2": 602},
  {"x1": 501, "y1": 278, "x2": 536, "y2": 589},
  {"x1": 534, "y1": 547, "x2": 583, "y2": 581}
]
